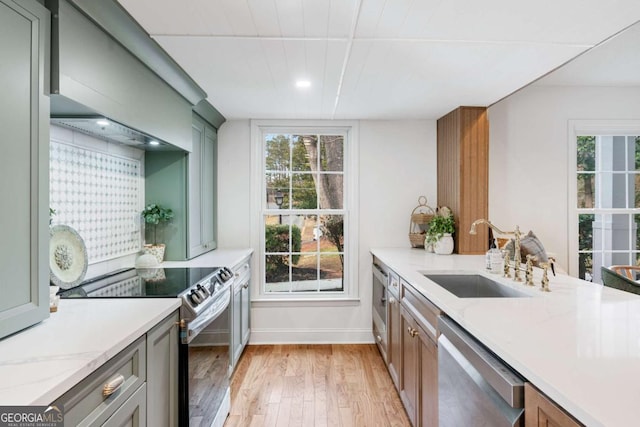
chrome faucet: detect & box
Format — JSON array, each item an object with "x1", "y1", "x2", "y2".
[{"x1": 470, "y1": 219, "x2": 523, "y2": 281}]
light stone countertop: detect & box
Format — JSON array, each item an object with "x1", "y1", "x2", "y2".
[
  {"x1": 0, "y1": 249, "x2": 252, "y2": 406},
  {"x1": 371, "y1": 248, "x2": 640, "y2": 427},
  {"x1": 161, "y1": 248, "x2": 253, "y2": 269},
  {"x1": 0, "y1": 298, "x2": 181, "y2": 406}
]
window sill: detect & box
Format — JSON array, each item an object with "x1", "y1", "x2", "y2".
[{"x1": 251, "y1": 297, "x2": 361, "y2": 308}]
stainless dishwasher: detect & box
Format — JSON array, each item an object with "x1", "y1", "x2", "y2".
[
  {"x1": 372, "y1": 262, "x2": 388, "y2": 355},
  {"x1": 438, "y1": 316, "x2": 525, "y2": 427}
]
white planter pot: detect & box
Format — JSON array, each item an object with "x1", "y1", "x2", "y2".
[
  {"x1": 434, "y1": 234, "x2": 454, "y2": 255},
  {"x1": 144, "y1": 243, "x2": 166, "y2": 263}
]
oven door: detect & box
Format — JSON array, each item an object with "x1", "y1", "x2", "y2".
[{"x1": 179, "y1": 287, "x2": 231, "y2": 427}]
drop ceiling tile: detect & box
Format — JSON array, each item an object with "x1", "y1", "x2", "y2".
[
  {"x1": 536, "y1": 23, "x2": 640, "y2": 86},
  {"x1": 335, "y1": 40, "x2": 589, "y2": 119},
  {"x1": 356, "y1": 0, "x2": 640, "y2": 44},
  {"x1": 326, "y1": 0, "x2": 357, "y2": 38},
  {"x1": 247, "y1": 0, "x2": 282, "y2": 36},
  {"x1": 153, "y1": 36, "x2": 347, "y2": 119},
  {"x1": 119, "y1": 0, "x2": 211, "y2": 35}
]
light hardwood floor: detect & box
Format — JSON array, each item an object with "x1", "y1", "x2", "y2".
[{"x1": 225, "y1": 344, "x2": 411, "y2": 427}]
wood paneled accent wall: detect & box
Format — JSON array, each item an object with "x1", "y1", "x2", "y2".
[{"x1": 437, "y1": 107, "x2": 489, "y2": 254}]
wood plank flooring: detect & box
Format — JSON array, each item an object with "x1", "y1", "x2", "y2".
[{"x1": 225, "y1": 344, "x2": 411, "y2": 427}]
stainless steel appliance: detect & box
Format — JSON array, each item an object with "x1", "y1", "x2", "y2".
[
  {"x1": 372, "y1": 263, "x2": 388, "y2": 349},
  {"x1": 59, "y1": 266, "x2": 235, "y2": 427},
  {"x1": 438, "y1": 316, "x2": 525, "y2": 427}
]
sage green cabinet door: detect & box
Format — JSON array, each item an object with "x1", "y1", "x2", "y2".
[
  {"x1": 0, "y1": 0, "x2": 49, "y2": 339},
  {"x1": 231, "y1": 282, "x2": 242, "y2": 368},
  {"x1": 146, "y1": 311, "x2": 179, "y2": 427},
  {"x1": 240, "y1": 278, "x2": 250, "y2": 347},
  {"x1": 102, "y1": 384, "x2": 147, "y2": 427},
  {"x1": 187, "y1": 114, "x2": 217, "y2": 259}
]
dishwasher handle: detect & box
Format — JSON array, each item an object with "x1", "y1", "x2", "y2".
[{"x1": 438, "y1": 316, "x2": 525, "y2": 408}]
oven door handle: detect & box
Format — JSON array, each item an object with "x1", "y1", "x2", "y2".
[{"x1": 182, "y1": 287, "x2": 231, "y2": 344}]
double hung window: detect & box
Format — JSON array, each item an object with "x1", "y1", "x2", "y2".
[
  {"x1": 252, "y1": 123, "x2": 356, "y2": 298},
  {"x1": 572, "y1": 125, "x2": 640, "y2": 282}
]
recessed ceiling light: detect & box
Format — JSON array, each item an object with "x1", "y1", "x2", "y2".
[
  {"x1": 96, "y1": 119, "x2": 110, "y2": 126},
  {"x1": 148, "y1": 140, "x2": 160, "y2": 146},
  {"x1": 296, "y1": 80, "x2": 311, "y2": 89}
]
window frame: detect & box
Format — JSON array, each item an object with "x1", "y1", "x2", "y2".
[
  {"x1": 250, "y1": 120, "x2": 359, "y2": 303},
  {"x1": 568, "y1": 120, "x2": 640, "y2": 278}
]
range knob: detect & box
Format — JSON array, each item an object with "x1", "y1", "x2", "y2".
[
  {"x1": 197, "y1": 284, "x2": 210, "y2": 297},
  {"x1": 219, "y1": 267, "x2": 233, "y2": 282},
  {"x1": 189, "y1": 290, "x2": 202, "y2": 306}
]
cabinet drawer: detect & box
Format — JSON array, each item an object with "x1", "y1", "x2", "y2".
[
  {"x1": 401, "y1": 280, "x2": 441, "y2": 341},
  {"x1": 103, "y1": 383, "x2": 146, "y2": 427},
  {"x1": 53, "y1": 336, "x2": 146, "y2": 427},
  {"x1": 234, "y1": 262, "x2": 251, "y2": 287}
]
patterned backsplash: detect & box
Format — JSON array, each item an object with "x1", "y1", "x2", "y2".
[{"x1": 50, "y1": 134, "x2": 143, "y2": 264}]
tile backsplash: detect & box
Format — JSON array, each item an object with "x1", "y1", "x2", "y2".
[{"x1": 50, "y1": 125, "x2": 144, "y2": 265}]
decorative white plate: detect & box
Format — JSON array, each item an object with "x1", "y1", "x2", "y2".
[{"x1": 50, "y1": 225, "x2": 88, "y2": 289}]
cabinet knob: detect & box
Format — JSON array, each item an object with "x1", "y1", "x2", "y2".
[
  {"x1": 407, "y1": 327, "x2": 418, "y2": 338},
  {"x1": 243, "y1": 283, "x2": 249, "y2": 289},
  {"x1": 376, "y1": 335, "x2": 382, "y2": 343},
  {"x1": 102, "y1": 374, "x2": 125, "y2": 398}
]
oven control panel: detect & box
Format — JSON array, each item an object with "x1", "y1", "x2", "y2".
[{"x1": 181, "y1": 267, "x2": 234, "y2": 316}]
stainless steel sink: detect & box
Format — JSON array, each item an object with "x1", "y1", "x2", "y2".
[{"x1": 424, "y1": 274, "x2": 530, "y2": 298}]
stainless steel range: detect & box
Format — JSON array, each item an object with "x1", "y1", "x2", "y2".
[{"x1": 59, "y1": 266, "x2": 235, "y2": 427}]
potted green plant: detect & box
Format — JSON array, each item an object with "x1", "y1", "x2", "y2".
[
  {"x1": 425, "y1": 206, "x2": 455, "y2": 254},
  {"x1": 141, "y1": 203, "x2": 174, "y2": 263}
]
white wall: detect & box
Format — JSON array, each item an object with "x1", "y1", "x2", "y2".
[
  {"x1": 488, "y1": 85, "x2": 640, "y2": 271},
  {"x1": 217, "y1": 119, "x2": 437, "y2": 343}
]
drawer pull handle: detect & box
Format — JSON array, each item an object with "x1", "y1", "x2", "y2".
[
  {"x1": 407, "y1": 327, "x2": 418, "y2": 338},
  {"x1": 102, "y1": 374, "x2": 125, "y2": 398}
]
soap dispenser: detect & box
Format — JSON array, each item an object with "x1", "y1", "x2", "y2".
[{"x1": 488, "y1": 239, "x2": 503, "y2": 274}]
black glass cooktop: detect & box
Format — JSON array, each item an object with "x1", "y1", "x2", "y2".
[{"x1": 58, "y1": 267, "x2": 218, "y2": 298}]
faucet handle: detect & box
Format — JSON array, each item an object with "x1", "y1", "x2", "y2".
[
  {"x1": 525, "y1": 255, "x2": 537, "y2": 286},
  {"x1": 539, "y1": 262, "x2": 551, "y2": 292},
  {"x1": 502, "y1": 250, "x2": 512, "y2": 278}
]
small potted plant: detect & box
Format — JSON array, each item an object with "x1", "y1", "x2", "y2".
[
  {"x1": 141, "y1": 203, "x2": 174, "y2": 263},
  {"x1": 425, "y1": 206, "x2": 455, "y2": 255}
]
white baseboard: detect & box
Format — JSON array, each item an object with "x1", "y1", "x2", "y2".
[{"x1": 249, "y1": 328, "x2": 374, "y2": 344}]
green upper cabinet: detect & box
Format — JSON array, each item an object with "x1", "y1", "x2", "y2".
[
  {"x1": 0, "y1": 0, "x2": 50, "y2": 339},
  {"x1": 49, "y1": 0, "x2": 193, "y2": 151},
  {"x1": 188, "y1": 115, "x2": 217, "y2": 258},
  {"x1": 145, "y1": 113, "x2": 218, "y2": 261}
]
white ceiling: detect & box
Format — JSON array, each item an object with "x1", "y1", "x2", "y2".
[
  {"x1": 118, "y1": 0, "x2": 640, "y2": 120},
  {"x1": 535, "y1": 20, "x2": 640, "y2": 87}
]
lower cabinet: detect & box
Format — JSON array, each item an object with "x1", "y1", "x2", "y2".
[
  {"x1": 146, "y1": 311, "x2": 179, "y2": 427},
  {"x1": 53, "y1": 337, "x2": 146, "y2": 426},
  {"x1": 525, "y1": 383, "x2": 583, "y2": 427},
  {"x1": 399, "y1": 304, "x2": 438, "y2": 427},
  {"x1": 376, "y1": 262, "x2": 584, "y2": 427},
  {"x1": 418, "y1": 324, "x2": 438, "y2": 427},
  {"x1": 53, "y1": 310, "x2": 179, "y2": 427},
  {"x1": 231, "y1": 257, "x2": 251, "y2": 370},
  {"x1": 400, "y1": 305, "x2": 420, "y2": 426},
  {"x1": 103, "y1": 384, "x2": 147, "y2": 427},
  {"x1": 400, "y1": 280, "x2": 441, "y2": 427},
  {"x1": 387, "y1": 292, "x2": 402, "y2": 389}
]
